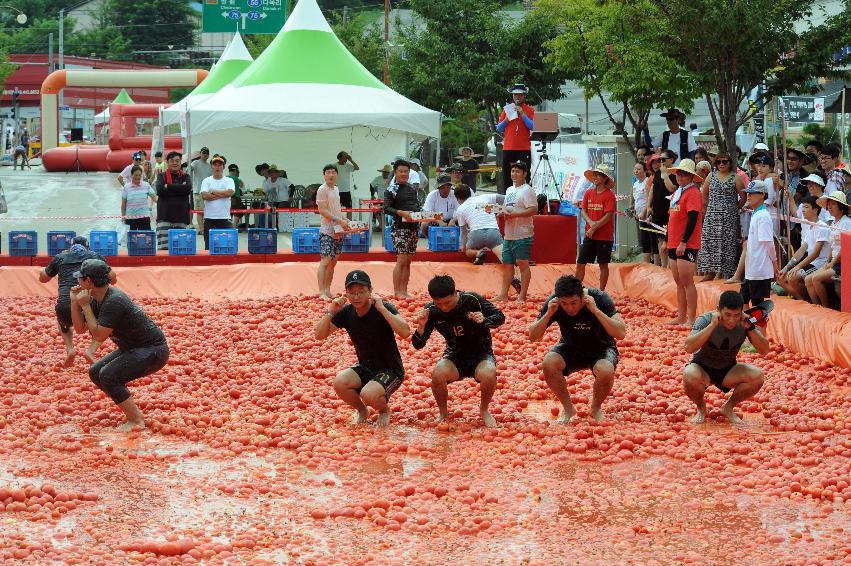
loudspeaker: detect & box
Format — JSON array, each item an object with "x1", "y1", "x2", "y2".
[{"x1": 70, "y1": 128, "x2": 83, "y2": 142}]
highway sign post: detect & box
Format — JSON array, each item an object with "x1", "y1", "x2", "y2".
[{"x1": 202, "y1": 0, "x2": 286, "y2": 34}]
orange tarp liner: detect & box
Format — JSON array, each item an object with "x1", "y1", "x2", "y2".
[{"x1": 3, "y1": 262, "x2": 849, "y2": 368}]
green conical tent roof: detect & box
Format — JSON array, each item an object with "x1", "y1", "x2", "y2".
[{"x1": 113, "y1": 88, "x2": 134, "y2": 104}]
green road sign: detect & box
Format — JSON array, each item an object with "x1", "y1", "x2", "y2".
[{"x1": 202, "y1": 0, "x2": 286, "y2": 34}]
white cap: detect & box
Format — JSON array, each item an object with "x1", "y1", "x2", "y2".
[
  {"x1": 753, "y1": 142, "x2": 770, "y2": 151},
  {"x1": 801, "y1": 173, "x2": 826, "y2": 187}
]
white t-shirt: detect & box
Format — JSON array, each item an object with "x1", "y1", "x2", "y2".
[
  {"x1": 504, "y1": 183, "x2": 537, "y2": 240},
  {"x1": 796, "y1": 203, "x2": 832, "y2": 225},
  {"x1": 423, "y1": 188, "x2": 459, "y2": 220},
  {"x1": 801, "y1": 220, "x2": 830, "y2": 269},
  {"x1": 336, "y1": 161, "x2": 356, "y2": 193},
  {"x1": 263, "y1": 177, "x2": 290, "y2": 203},
  {"x1": 633, "y1": 178, "x2": 648, "y2": 212},
  {"x1": 316, "y1": 183, "x2": 343, "y2": 237},
  {"x1": 828, "y1": 215, "x2": 851, "y2": 260},
  {"x1": 454, "y1": 194, "x2": 500, "y2": 231},
  {"x1": 651, "y1": 129, "x2": 697, "y2": 165},
  {"x1": 200, "y1": 176, "x2": 235, "y2": 220},
  {"x1": 745, "y1": 206, "x2": 776, "y2": 280}
]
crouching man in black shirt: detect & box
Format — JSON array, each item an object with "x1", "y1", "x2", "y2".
[
  {"x1": 529, "y1": 275, "x2": 625, "y2": 424},
  {"x1": 315, "y1": 270, "x2": 411, "y2": 427},
  {"x1": 70, "y1": 259, "x2": 169, "y2": 432},
  {"x1": 412, "y1": 275, "x2": 505, "y2": 428}
]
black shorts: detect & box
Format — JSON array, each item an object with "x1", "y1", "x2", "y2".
[
  {"x1": 668, "y1": 247, "x2": 699, "y2": 262},
  {"x1": 442, "y1": 353, "x2": 496, "y2": 380},
  {"x1": 339, "y1": 192, "x2": 353, "y2": 208},
  {"x1": 577, "y1": 238, "x2": 613, "y2": 265},
  {"x1": 638, "y1": 223, "x2": 658, "y2": 254},
  {"x1": 55, "y1": 302, "x2": 72, "y2": 333},
  {"x1": 740, "y1": 278, "x2": 772, "y2": 307},
  {"x1": 351, "y1": 365, "x2": 404, "y2": 397},
  {"x1": 550, "y1": 343, "x2": 619, "y2": 376},
  {"x1": 689, "y1": 361, "x2": 736, "y2": 393}
]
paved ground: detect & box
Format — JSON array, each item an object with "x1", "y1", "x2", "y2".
[{"x1": 0, "y1": 168, "x2": 387, "y2": 252}]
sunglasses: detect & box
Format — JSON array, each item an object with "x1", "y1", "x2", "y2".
[{"x1": 715, "y1": 159, "x2": 730, "y2": 164}]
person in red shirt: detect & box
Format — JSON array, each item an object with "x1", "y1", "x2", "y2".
[
  {"x1": 666, "y1": 158, "x2": 705, "y2": 327},
  {"x1": 576, "y1": 165, "x2": 617, "y2": 290},
  {"x1": 497, "y1": 83, "x2": 535, "y2": 192}
]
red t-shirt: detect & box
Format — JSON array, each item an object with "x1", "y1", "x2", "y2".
[
  {"x1": 498, "y1": 104, "x2": 535, "y2": 151},
  {"x1": 581, "y1": 187, "x2": 617, "y2": 241},
  {"x1": 667, "y1": 184, "x2": 703, "y2": 249}
]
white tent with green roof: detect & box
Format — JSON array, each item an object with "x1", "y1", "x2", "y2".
[
  {"x1": 94, "y1": 88, "x2": 135, "y2": 125},
  {"x1": 161, "y1": 33, "x2": 253, "y2": 126},
  {"x1": 185, "y1": 0, "x2": 440, "y2": 193}
]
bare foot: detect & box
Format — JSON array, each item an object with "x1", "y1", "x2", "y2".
[
  {"x1": 481, "y1": 409, "x2": 497, "y2": 428},
  {"x1": 590, "y1": 406, "x2": 605, "y2": 422},
  {"x1": 63, "y1": 349, "x2": 76, "y2": 368},
  {"x1": 514, "y1": 296, "x2": 527, "y2": 304},
  {"x1": 319, "y1": 292, "x2": 332, "y2": 300},
  {"x1": 690, "y1": 408, "x2": 707, "y2": 424},
  {"x1": 116, "y1": 421, "x2": 145, "y2": 433},
  {"x1": 492, "y1": 295, "x2": 509, "y2": 302},
  {"x1": 556, "y1": 405, "x2": 577, "y2": 425},
  {"x1": 685, "y1": 319, "x2": 695, "y2": 328},
  {"x1": 353, "y1": 410, "x2": 368, "y2": 425},
  {"x1": 394, "y1": 293, "x2": 411, "y2": 299},
  {"x1": 666, "y1": 318, "x2": 686, "y2": 326},
  {"x1": 720, "y1": 405, "x2": 743, "y2": 425},
  {"x1": 376, "y1": 408, "x2": 392, "y2": 427},
  {"x1": 435, "y1": 412, "x2": 448, "y2": 424},
  {"x1": 83, "y1": 351, "x2": 96, "y2": 364}
]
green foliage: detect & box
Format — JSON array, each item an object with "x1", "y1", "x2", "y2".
[
  {"x1": 440, "y1": 101, "x2": 490, "y2": 155},
  {"x1": 538, "y1": 0, "x2": 701, "y2": 152},
  {"x1": 389, "y1": 0, "x2": 564, "y2": 132},
  {"x1": 105, "y1": 0, "x2": 195, "y2": 60},
  {"x1": 328, "y1": 11, "x2": 384, "y2": 80}
]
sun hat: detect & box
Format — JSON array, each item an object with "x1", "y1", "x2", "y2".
[
  {"x1": 378, "y1": 164, "x2": 392, "y2": 174},
  {"x1": 817, "y1": 190, "x2": 849, "y2": 208},
  {"x1": 786, "y1": 146, "x2": 811, "y2": 163},
  {"x1": 696, "y1": 160, "x2": 711, "y2": 171},
  {"x1": 460, "y1": 146, "x2": 473, "y2": 154},
  {"x1": 508, "y1": 83, "x2": 529, "y2": 94},
  {"x1": 447, "y1": 163, "x2": 464, "y2": 173},
  {"x1": 583, "y1": 164, "x2": 615, "y2": 189},
  {"x1": 268, "y1": 163, "x2": 281, "y2": 172},
  {"x1": 660, "y1": 108, "x2": 685, "y2": 119},
  {"x1": 667, "y1": 158, "x2": 704, "y2": 183},
  {"x1": 436, "y1": 174, "x2": 452, "y2": 187},
  {"x1": 801, "y1": 173, "x2": 826, "y2": 187}
]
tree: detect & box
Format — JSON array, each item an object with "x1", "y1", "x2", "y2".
[
  {"x1": 105, "y1": 0, "x2": 195, "y2": 62},
  {"x1": 389, "y1": 0, "x2": 565, "y2": 133},
  {"x1": 652, "y1": 0, "x2": 851, "y2": 153},
  {"x1": 328, "y1": 11, "x2": 384, "y2": 81},
  {"x1": 538, "y1": 0, "x2": 701, "y2": 154}
]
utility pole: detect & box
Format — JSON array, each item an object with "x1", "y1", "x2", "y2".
[
  {"x1": 59, "y1": 8, "x2": 65, "y2": 134},
  {"x1": 48, "y1": 33, "x2": 54, "y2": 73},
  {"x1": 342, "y1": 5, "x2": 348, "y2": 25},
  {"x1": 383, "y1": 0, "x2": 389, "y2": 85}
]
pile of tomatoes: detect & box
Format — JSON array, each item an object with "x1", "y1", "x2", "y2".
[{"x1": 0, "y1": 293, "x2": 848, "y2": 563}]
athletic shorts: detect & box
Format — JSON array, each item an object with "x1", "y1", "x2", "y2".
[
  {"x1": 339, "y1": 192, "x2": 352, "y2": 209},
  {"x1": 502, "y1": 236, "x2": 533, "y2": 264},
  {"x1": 319, "y1": 234, "x2": 343, "y2": 258},
  {"x1": 689, "y1": 360, "x2": 736, "y2": 393},
  {"x1": 668, "y1": 247, "x2": 699, "y2": 262},
  {"x1": 799, "y1": 264, "x2": 819, "y2": 277},
  {"x1": 442, "y1": 353, "x2": 496, "y2": 380},
  {"x1": 741, "y1": 278, "x2": 772, "y2": 307},
  {"x1": 55, "y1": 302, "x2": 72, "y2": 333},
  {"x1": 351, "y1": 365, "x2": 404, "y2": 397},
  {"x1": 467, "y1": 228, "x2": 503, "y2": 250},
  {"x1": 549, "y1": 343, "x2": 619, "y2": 376},
  {"x1": 390, "y1": 227, "x2": 418, "y2": 255},
  {"x1": 577, "y1": 238, "x2": 613, "y2": 265}
]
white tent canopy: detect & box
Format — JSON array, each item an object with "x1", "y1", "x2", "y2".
[
  {"x1": 161, "y1": 34, "x2": 253, "y2": 126},
  {"x1": 184, "y1": 0, "x2": 440, "y2": 193}
]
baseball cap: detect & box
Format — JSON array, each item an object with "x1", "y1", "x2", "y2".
[
  {"x1": 200, "y1": 147, "x2": 210, "y2": 154},
  {"x1": 753, "y1": 142, "x2": 770, "y2": 151},
  {"x1": 132, "y1": 151, "x2": 143, "y2": 160},
  {"x1": 743, "y1": 180, "x2": 769, "y2": 194},
  {"x1": 210, "y1": 154, "x2": 226, "y2": 165},
  {"x1": 436, "y1": 173, "x2": 452, "y2": 186},
  {"x1": 447, "y1": 163, "x2": 464, "y2": 173},
  {"x1": 72, "y1": 259, "x2": 112, "y2": 280},
  {"x1": 344, "y1": 270, "x2": 372, "y2": 289}
]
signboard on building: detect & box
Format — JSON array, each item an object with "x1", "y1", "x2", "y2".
[
  {"x1": 202, "y1": 0, "x2": 286, "y2": 34},
  {"x1": 782, "y1": 97, "x2": 825, "y2": 123}
]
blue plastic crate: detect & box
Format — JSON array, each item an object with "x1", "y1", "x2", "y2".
[
  {"x1": 292, "y1": 227, "x2": 321, "y2": 254},
  {"x1": 89, "y1": 230, "x2": 118, "y2": 257},
  {"x1": 342, "y1": 230, "x2": 371, "y2": 253},
  {"x1": 428, "y1": 226, "x2": 460, "y2": 252},
  {"x1": 209, "y1": 229, "x2": 238, "y2": 255},
  {"x1": 127, "y1": 230, "x2": 156, "y2": 256},
  {"x1": 8, "y1": 231, "x2": 37, "y2": 257},
  {"x1": 47, "y1": 231, "x2": 76, "y2": 256},
  {"x1": 168, "y1": 229, "x2": 197, "y2": 256},
  {"x1": 384, "y1": 226, "x2": 396, "y2": 253},
  {"x1": 558, "y1": 200, "x2": 578, "y2": 217},
  {"x1": 248, "y1": 228, "x2": 277, "y2": 254}
]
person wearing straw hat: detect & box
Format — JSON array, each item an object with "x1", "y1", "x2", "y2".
[
  {"x1": 806, "y1": 190, "x2": 851, "y2": 307},
  {"x1": 459, "y1": 146, "x2": 479, "y2": 191},
  {"x1": 497, "y1": 83, "x2": 535, "y2": 191},
  {"x1": 370, "y1": 164, "x2": 392, "y2": 200},
  {"x1": 575, "y1": 164, "x2": 617, "y2": 291},
  {"x1": 666, "y1": 158, "x2": 705, "y2": 326},
  {"x1": 740, "y1": 180, "x2": 778, "y2": 309}
]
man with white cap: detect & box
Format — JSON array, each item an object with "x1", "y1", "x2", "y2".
[
  {"x1": 497, "y1": 83, "x2": 535, "y2": 191},
  {"x1": 652, "y1": 108, "x2": 697, "y2": 165}
]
